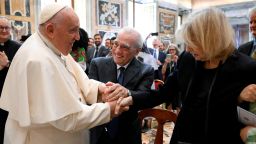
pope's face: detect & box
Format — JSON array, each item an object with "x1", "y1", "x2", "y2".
[
  {"x1": 0, "y1": 18, "x2": 11, "y2": 43},
  {"x1": 52, "y1": 9, "x2": 80, "y2": 55},
  {"x1": 250, "y1": 12, "x2": 256, "y2": 38}
]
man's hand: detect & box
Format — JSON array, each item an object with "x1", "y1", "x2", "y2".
[
  {"x1": 0, "y1": 51, "x2": 9, "y2": 70},
  {"x1": 104, "y1": 82, "x2": 129, "y2": 102},
  {"x1": 117, "y1": 96, "x2": 133, "y2": 107},
  {"x1": 239, "y1": 84, "x2": 256, "y2": 103}
]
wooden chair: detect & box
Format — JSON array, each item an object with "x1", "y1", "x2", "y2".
[
  {"x1": 138, "y1": 108, "x2": 177, "y2": 144},
  {"x1": 153, "y1": 79, "x2": 164, "y2": 90}
]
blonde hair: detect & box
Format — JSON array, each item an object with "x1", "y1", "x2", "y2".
[{"x1": 177, "y1": 7, "x2": 235, "y2": 61}]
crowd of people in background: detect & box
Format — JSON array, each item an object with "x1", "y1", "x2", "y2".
[{"x1": 1, "y1": 2, "x2": 256, "y2": 144}]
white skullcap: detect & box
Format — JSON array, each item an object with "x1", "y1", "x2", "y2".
[{"x1": 39, "y1": 3, "x2": 66, "y2": 24}]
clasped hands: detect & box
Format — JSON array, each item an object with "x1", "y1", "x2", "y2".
[
  {"x1": 99, "y1": 82, "x2": 133, "y2": 119},
  {"x1": 0, "y1": 51, "x2": 9, "y2": 70}
]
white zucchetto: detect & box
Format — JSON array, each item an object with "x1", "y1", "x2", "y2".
[{"x1": 39, "y1": 3, "x2": 66, "y2": 24}]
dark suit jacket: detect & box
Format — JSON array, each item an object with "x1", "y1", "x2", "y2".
[
  {"x1": 89, "y1": 57, "x2": 154, "y2": 144},
  {"x1": 238, "y1": 41, "x2": 254, "y2": 55},
  {"x1": 148, "y1": 48, "x2": 167, "y2": 80},
  {"x1": 148, "y1": 48, "x2": 166, "y2": 63},
  {"x1": 86, "y1": 45, "x2": 109, "y2": 64}
]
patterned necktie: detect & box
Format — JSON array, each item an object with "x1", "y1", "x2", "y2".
[
  {"x1": 117, "y1": 67, "x2": 125, "y2": 85},
  {"x1": 94, "y1": 46, "x2": 99, "y2": 58},
  {"x1": 250, "y1": 45, "x2": 256, "y2": 114}
]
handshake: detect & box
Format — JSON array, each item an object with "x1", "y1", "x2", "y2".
[{"x1": 99, "y1": 82, "x2": 133, "y2": 119}]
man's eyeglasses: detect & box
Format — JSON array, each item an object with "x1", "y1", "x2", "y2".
[
  {"x1": 114, "y1": 40, "x2": 132, "y2": 49},
  {"x1": 0, "y1": 26, "x2": 11, "y2": 31}
]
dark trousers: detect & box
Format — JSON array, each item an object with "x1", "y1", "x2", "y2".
[
  {"x1": 90, "y1": 126, "x2": 118, "y2": 144},
  {"x1": 0, "y1": 109, "x2": 8, "y2": 144}
]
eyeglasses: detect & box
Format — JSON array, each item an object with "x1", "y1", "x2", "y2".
[
  {"x1": 114, "y1": 40, "x2": 132, "y2": 50},
  {"x1": 0, "y1": 26, "x2": 11, "y2": 31}
]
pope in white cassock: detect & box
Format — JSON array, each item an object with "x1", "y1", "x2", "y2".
[{"x1": 0, "y1": 3, "x2": 126, "y2": 144}]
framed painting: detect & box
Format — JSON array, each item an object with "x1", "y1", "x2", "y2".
[
  {"x1": 97, "y1": 0, "x2": 121, "y2": 28},
  {"x1": 98, "y1": 30, "x2": 117, "y2": 44},
  {"x1": 159, "y1": 10, "x2": 176, "y2": 35},
  {"x1": 1, "y1": 0, "x2": 35, "y2": 41}
]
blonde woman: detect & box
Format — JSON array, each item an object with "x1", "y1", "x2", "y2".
[{"x1": 120, "y1": 7, "x2": 256, "y2": 144}]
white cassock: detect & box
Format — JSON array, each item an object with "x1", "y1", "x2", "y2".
[{"x1": 0, "y1": 32, "x2": 110, "y2": 144}]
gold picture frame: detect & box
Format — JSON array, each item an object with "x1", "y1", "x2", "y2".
[{"x1": 159, "y1": 8, "x2": 176, "y2": 35}]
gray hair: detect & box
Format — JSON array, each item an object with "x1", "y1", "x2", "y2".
[{"x1": 117, "y1": 27, "x2": 143, "y2": 49}]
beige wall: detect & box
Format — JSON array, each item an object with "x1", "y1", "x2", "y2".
[{"x1": 192, "y1": 0, "x2": 256, "y2": 9}]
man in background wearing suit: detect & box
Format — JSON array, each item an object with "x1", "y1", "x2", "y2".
[
  {"x1": 86, "y1": 33, "x2": 109, "y2": 65},
  {"x1": 238, "y1": 6, "x2": 256, "y2": 55},
  {"x1": 148, "y1": 38, "x2": 166, "y2": 80},
  {"x1": 0, "y1": 16, "x2": 21, "y2": 144},
  {"x1": 89, "y1": 27, "x2": 154, "y2": 144}
]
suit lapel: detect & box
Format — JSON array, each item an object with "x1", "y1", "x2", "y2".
[
  {"x1": 98, "y1": 45, "x2": 102, "y2": 56},
  {"x1": 98, "y1": 45, "x2": 107, "y2": 57},
  {"x1": 106, "y1": 58, "x2": 118, "y2": 83},
  {"x1": 123, "y1": 58, "x2": 140, "y2": 86}
]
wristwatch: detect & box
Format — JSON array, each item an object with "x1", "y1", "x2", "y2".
[{"x1": 127, "y1": 89, "x2": 131, "y2": 96}]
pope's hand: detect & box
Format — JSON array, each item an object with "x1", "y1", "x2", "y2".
[
  {"x1": 114, "y1": 97, "x2": 129, "y2": 116},
  {"x1": 107, "y1": 97, "x2": 129, "y2": 119}
]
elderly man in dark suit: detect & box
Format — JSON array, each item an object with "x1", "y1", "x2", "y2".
[{"x1": 89, "y1": 27, "x2": 154, "y2": 144}]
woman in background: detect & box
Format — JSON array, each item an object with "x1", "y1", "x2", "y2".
[
  {"x1": 70, "y1": 28, "x2": 89, "y2": 73},
  {"x1": 161, "y1": 43, "x2": 179, "y2": 82}
]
